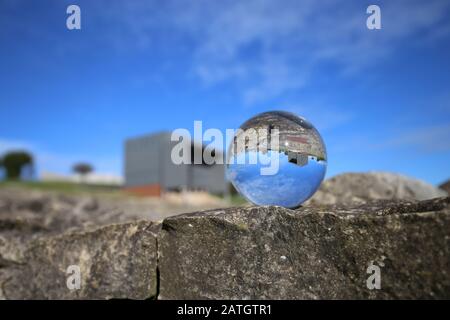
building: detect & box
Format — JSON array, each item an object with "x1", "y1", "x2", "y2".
[
  {"x1": 286, "y1": 151, "x2": 308, "y2": 166},
  {"x1": 124, "y1": 131, "x2": 228, "y2": 196}
]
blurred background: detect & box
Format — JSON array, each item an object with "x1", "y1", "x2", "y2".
[{"x1": 0, "y1": 0, "x2": 449, "y2": 212}]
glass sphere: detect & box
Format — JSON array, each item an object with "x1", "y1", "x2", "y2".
[{"x1": 226, "y1": 111, "x2": 327, "y2": 208}]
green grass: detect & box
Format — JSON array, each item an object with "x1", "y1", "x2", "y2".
[
  {"x1": 232, "y1": 195, "x2": 248, "y2": 206},
  {"x1": 0, "y1": 180, "x2": 122, "y2": 195},
  {"x1": 0, "y1": 180, "x2": 249, "y2": 205},
  {"x1": 224, "y1": 194, "x2": 248, "y2": 206}
]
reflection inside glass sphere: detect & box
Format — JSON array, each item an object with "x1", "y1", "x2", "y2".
[{"x1": 226, "y1": 111, "x2": 327, "y2": 208}]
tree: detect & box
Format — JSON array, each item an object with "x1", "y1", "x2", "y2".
[
  {"x1": 72, "y1": 162, "x2": 93, "y2": 183},
  {"x1": 2, "y1": 151, "x2": 34, "y2": 180}
]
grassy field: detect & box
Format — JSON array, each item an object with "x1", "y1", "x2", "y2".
[
  {"x1": 0, "y1": 180, "x2": 122, "y2": 195},
  {"x1": 226, "y1": 194, "x2": 248, "y2": 206},
  {"x1": 0, "y1": 180, "x2": 248, "y2": 205}
]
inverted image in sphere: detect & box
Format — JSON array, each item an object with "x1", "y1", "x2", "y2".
[{"x1": 226, "y1": 111, "x2": 327, "y2": 208}]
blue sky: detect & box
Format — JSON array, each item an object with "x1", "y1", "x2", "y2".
[{"x1": 0, "y1": 0, "x2": 449, "y2": 184}]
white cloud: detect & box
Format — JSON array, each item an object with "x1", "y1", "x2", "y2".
[
  {"x1": 383, "y1": 124, "x2": 450, "y2": 153},
  {"x1": 5, "y1": 0, "x2": 448, "y2": 104},
  {"x1": 285, "y1": 104, "x2": 355, "y2": 132},
  {"x1": 91, "y1": 0, "x2": 450, "y2": 105},
  {"x1": 329, "y1": 124, "x2": 450, "y2": 154}
]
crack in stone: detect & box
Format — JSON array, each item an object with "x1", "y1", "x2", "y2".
[{"x1": 153, "y1": 234, "x2": 160, "y2": 300}]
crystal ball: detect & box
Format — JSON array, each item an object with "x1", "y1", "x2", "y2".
[{"x1": 226, "y1": 111, "x2": 327, "y2": 208}]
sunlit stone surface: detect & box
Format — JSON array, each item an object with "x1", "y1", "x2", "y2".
[{"x1": 226, "y1": 111, "x2": 327, "y2": 208}]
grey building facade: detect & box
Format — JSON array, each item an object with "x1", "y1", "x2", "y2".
[{"x1": 124, "y1": 132, "x2": 227, "y2": 196}]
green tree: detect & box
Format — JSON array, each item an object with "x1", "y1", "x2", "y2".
[
  {"x1": 2, "y1": 151, "x2": 34, "y2": 180},
  {"x1": 72, "y1": 162, "x2": 94, "y2": 183}
]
